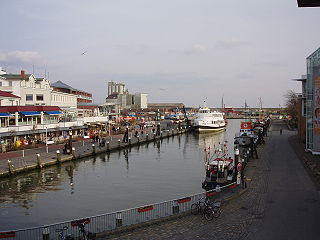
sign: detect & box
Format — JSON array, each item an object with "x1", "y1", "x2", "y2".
[
  {"x1": 71, "y1": 218, "x2": 90, "y2": 227},
  {"x1": 240, "y1": 122, "x2": 252, "y2": 130},
  {"x1": 0, "y1": 231, "x2": 16, "y2": 238},
  {"x1": 176, "y1": 197, "x2": 191, "y2": 204},
  {"x1": 313, "y1": 66, "x2": 320, "y2": 152},
  {"x1": 137, "y1": 205, "x2": 154, "y2": 213}
]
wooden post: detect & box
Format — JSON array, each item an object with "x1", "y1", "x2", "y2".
[
  {"x1": 56, "y1": 150, "x2": 61, "y2": 163},
  {"x1": 72, "y1": 147, "x2": 76, "y2": 159},
  {"x1": 36, "y1": 153, "x2": 42, "y2": 169},
  {"x1": 92, "y1": 144, "x2": 96, "y2": 155}
]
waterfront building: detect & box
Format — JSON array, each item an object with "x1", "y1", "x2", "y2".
[
  {"x1": 147, "y1": 103, "x2": 185, "y2": 112},
  {"x1": 305, "y1": 47, "x2": 320, "y2": 154},
  {"x1": 0, "y1": 70, "x2": 77, "y2": 109},
  {"x1": 294, "y1": 75, "x2": 307, "y2": 143},
  {"x1": 51, "y1": 80, "x2": 93, "y2": 104},
  {"x1": 106, "y1": 81, "x2": 148, "y2": 110},
  {"x1": 0, "y1": 90, "x2": 20, "y2": 106}
]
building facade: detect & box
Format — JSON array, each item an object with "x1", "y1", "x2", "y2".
[
  {"x1": 306, "y1": 47, "x2": 320, "y2": 154},
  {"x1": 106, "y1": 81, "x2": 148, "y2": 110}
]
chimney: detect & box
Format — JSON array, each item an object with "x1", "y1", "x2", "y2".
[{"x1": 21, "y1": 70, "x2": 25, "y2": 80}]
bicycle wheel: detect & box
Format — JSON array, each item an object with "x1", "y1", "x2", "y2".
[
  {"x1": 212, "y1": 206, "x2": 221, "y2": 218},
  {"x1": 203, "y1": 207, "x2": 214, "y2": 221},
  {"x1": 191, "y1": 203, "x2": 200, "y2": 215}
]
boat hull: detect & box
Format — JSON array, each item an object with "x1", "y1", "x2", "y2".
[{"x1": 193, "y1": 125, "x2": 226, "y2": 133}]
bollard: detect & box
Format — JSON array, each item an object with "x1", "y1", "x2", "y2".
[
  {"x1": 83, "y1": 140, "x2": 85, "y2": 146},
  {"x1": 36, "y1": 153, "x2": 42, "y2": 169},
  {"x1": 118, "y1": 139, "x2": 121, "y2": 147},
  {"x1": 146, "y1": 133, "x2": 149, "y2": 141},
  {"x1": 22, "y1": 150, "x2": 25, "y2": 158},
  {"x1": 128, "y1": 137, "x2": 131, "y2": 145},
  {"x1": 46, "y1": 146, "x2": 49, "y2": 154},
  {"x1": 7, "y1": 160, "x2": 14, "y2": 174},
  {"x1": 137, "y1": 135, "x2": 140, "y2": 144},
  {"x1": 116, "y1": 212, "x2": 123, "y2": 227},
  {"x1": 42, "y1": 227, "x2": 50, "y2": 240},
  {"x1": 153, "y1": 133, "x2": 156, "y2": 140},
  {"x1": 234, "y1": 148, "x2": 240, "y2": 177},
  {"x1": 92, "y1": 144, "x2": 96, "y2": 155},
  {"x1": 107, "y1": 141, "x2": 110, "y2": 151},
  {"x1": 72, "y1": 147, "x2": 76, "y2": 159},
  {"x1": 160, "y1": 131, "x2": 163, "y2": 139},
  {"x1": 56, "y1": 150, "x2": 61, "y2": 163}
]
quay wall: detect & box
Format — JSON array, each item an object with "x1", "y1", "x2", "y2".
[{"x1": 0, "y1": 128, "x2": 190, "y2": 179}]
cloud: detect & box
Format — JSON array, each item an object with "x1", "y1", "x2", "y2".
[
  {"x1": 215, "y1": 40, "x2": 251, "y2": 49},
  {"x1": 0, "y1": 51, "x2": 42, "y2": 63},
  {"x1": 183, "y1": 44, "x2": 207, "y2": 55}
]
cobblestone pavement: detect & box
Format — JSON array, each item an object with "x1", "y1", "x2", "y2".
[{"x1": 98, "y1": 125, "x2": 273, "y2": 240}]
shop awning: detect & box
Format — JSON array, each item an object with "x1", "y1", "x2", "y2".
[
  {"x1": 0, "y1": 113, "x2": 13, "y2": 117},
  {"x1": 45, "y1": 111, "x2": 63, "y2": 115},
  {"x1": 20, "y1": 111, "x2": 41, "y2": 116}
]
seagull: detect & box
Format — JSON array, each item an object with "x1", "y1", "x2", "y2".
[{"x1": 81, "y1": 51, "x2": 87, "y2": 55}]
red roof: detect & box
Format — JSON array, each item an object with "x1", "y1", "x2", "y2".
[
  {"x1": 0, "y1": 106, "x2": 62, "y2": 113},
  {"x1": 0, "y1": 90, "x2": 20, "y2": 99}
]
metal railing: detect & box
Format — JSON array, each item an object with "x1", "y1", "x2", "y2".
[{"x1": 0, "y1": 182, "x2": 239, "y2": 240}]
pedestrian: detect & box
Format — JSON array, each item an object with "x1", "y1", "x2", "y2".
[{"x1": 280, "y1": 128, "x2": 282, "y2": 135}]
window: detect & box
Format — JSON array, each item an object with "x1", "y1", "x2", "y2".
[
  {"x1": 36, "y1": 94, "x2": 44, "y2": 101},
  {"x1": 8, "y1": 81, "x2": 12, "y2": 87},
  {"x1": 26, "y1": 94, "x2": 33, "y2": 101}
]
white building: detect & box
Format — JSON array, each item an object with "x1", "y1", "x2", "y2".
[
  {"x1": 0, "y1": 70, "x2": 77, "y2": 109},
  {"x1": 134, "y1": 93, "x2": 148, "y2": 109},
  {"x1": 0, "y1": 90, "x2": 20, "y2": 106}
]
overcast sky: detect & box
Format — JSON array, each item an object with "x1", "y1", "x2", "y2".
[{"x1": 0, "y1": 0, "x2": 319, "y2": 107}]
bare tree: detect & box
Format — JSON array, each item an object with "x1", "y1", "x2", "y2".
[{"x1": 284, "y1": 90, "x2": 298, "y2": 125}]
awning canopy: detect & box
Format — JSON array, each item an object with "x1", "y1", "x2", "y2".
[
  {"x1": 45, "y1": 111, "x2": 63, "y2": 115},
  {"x1": 20, "y1": 111, "x2": 41, "y2": 116},
  {"x1": 0, "y1": 113, "x2": 13, "y2": 117}
]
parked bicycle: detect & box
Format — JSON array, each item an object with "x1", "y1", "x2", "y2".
[
  {"x1": 78, "y1": 223, "x2": 96, "y2": 240},
  {"x1": 55, "y1": 226, "x2": 74, "y2": 240},
  {"x1": 191, "y1": 197, "x2": 218, "y2": 220}
]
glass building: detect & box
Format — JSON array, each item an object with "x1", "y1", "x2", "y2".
[{"x1": 306, "y1": 47, "x2": 320, "y2": 153}]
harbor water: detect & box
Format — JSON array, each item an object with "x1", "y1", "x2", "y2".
[{"x1": 0, "y1": 119, "x2": 242, "y2": 230}]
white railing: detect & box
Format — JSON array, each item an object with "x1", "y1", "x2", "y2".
[
  {"x1": 0, "y1": 121, "x2": 85, "y2": 134},
  {"x1": 0, "y1": 182, "x2": 239, "y2": 240}
]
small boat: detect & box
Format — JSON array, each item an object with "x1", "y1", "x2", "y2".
[
  {"x1": 234, "y1": 121, "x2": 257, "y2": 147},
  {"x1": 192, "y1": 107, "x2": 226, "y2": 133},
  {"x1": 201, "y1": 142, "x2": 235, "y2": 191}
]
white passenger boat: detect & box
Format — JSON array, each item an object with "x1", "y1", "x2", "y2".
[{"x1": 192, "y1": 107, "x2": 226, "y2": 132}]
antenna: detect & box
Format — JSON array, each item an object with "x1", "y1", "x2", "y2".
[{"x1": 32, "y1": 64, "x2": 34, "y2": 75}]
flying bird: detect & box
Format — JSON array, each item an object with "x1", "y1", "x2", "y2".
[{"x1": 81, "y1": 51, "x2": 87, "y2": 55}]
